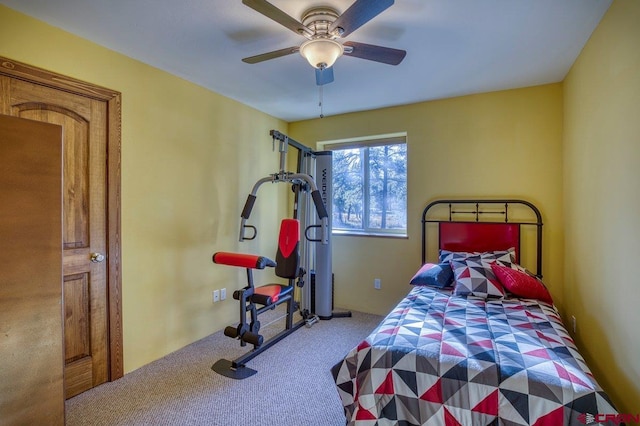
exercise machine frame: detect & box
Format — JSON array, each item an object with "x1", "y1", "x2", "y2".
[{"x1": 211, "y1": 130, "x2": 339, "y2": 379}]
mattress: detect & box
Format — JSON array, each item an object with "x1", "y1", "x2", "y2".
[{"x1": 332, "y1": 286, "x2": 617, "y2": 425}]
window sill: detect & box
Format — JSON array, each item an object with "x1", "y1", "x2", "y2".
[{"x1": 332, "y1": 230, "x2": 408, "y2": 239}]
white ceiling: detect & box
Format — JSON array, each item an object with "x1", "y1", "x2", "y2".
[{"x1": 1, "y1": 0, "x2": 611, "y2": 122}]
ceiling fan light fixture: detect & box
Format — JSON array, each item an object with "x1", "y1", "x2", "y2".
[{"x1": 300, "y1": 39, "x2": 344, "y2": 69}]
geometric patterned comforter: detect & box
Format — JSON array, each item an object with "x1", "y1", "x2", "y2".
[{"x1": 332, "y1": 286, "x2": 617, "y2": 425}]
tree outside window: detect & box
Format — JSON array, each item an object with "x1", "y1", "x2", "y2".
[{"x1": 329, "y1": 137, "x2": 407, "y2": 236}]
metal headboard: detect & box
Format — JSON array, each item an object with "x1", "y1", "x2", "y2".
[{"x1": 421, "y1": 199, "x2": 543, "y2": 278}]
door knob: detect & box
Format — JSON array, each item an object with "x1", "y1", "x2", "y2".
[{"x1": 90, "y1": 252, "x2": 106, "y2": 263}]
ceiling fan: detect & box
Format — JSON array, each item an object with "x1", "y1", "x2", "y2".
[{"x1": 241, "y1": 0, "x2": 407, "y2": 86}]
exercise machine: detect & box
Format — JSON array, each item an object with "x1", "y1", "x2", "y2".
[{"x1": 211, "y1": 130, "x2": 337, "y2": 379}]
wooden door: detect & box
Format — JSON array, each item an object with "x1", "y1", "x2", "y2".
[
  {"x1": 0, "y1": 57, "x2": 123, "y2": 398},
  {"x1": 0, "y1": 115, "x2": 64, "y2": 424}
]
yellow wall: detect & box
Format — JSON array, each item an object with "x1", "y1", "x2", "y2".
[
  {"x1": 0, "y1": 5, "x2": 288, "y2": 372},
  {"x1": 290, "y1": 84, "x2": 564, "y2": 316},
  {"x1": 563, "y1": 0, "x2": 640, "y2": 413}
]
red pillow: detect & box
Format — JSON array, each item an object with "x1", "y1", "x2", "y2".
[{"x1": 490, "y1": 263, "x2": 553, "y2": 305}]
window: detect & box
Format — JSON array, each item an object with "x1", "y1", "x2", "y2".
[{"x1": 322, "y1": 134, "x2": 407, "y2": 236}]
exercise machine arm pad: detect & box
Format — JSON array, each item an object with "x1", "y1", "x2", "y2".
[
  {"x1": 311, "y1": 190, "x2": 328, "y2": 219},
  {"x1": 212, "y1": 252, "x2": 276, "y2": 269},
  {"x1": 241, "y1": 194, "x2": 257, "y2": 219}
]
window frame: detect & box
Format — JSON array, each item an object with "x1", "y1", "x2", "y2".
[{"x1": 318, "y1": 132, "x2": 408, "y2": 238}]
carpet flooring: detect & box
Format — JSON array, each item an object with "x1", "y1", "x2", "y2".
[{"x1": 65, "y1": 309, "x2": 382, "y2": 426}]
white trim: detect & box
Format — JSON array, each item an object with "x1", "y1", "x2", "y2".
[{"x1": 317, "y1": 131, "x2": 408, "y2": 149}]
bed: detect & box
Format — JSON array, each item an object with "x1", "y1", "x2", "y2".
[{"x1": 332, "y1": 199, "x2": 618, "y2": 425}]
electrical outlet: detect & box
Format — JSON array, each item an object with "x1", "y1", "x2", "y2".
[
  {"x1": 220, "y1": 288, "x2": 226, "y2": 301},
  {"x1": 213, "y1": 290, "x2": 220, "y2": 303},
  {"x1": 571, "y1": 315, "x2": 576, "y2": 333},
  {"x1": 374, "y1": 278, "x2": 381, "y2": 290}
]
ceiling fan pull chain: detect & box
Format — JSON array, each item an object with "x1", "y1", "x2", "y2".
[{"x1": 319, "y1": 85, "x2": 324, "y2": 118}]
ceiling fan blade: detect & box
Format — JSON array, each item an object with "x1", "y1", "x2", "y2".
[
  {"x1": 343, "y1": 41, "x2": 406, "y2": 65},
  {"x1": 315, "y1": 67, "x2": 335, "y2": 86},
  {"x1": 329, "y1": 0, "x2": 394, "y2": 38},
  {"x1": 242, "y1": 46, "x2": 299, "y2": 64},
  {"x1": 242, "y1": 0, "x2": 312, "y2": 37}
]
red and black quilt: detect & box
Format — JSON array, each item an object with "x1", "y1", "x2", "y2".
[{"x1": 332, "y1": 286, "x2": 617, "y2": 425}]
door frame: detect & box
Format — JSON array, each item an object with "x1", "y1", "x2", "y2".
[{"x1": 0, "y1": 56, "x2": 124, "y2": 380}]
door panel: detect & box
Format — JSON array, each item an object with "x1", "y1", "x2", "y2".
[
  {"x1": 3, "y1": 77, "x2": 109, "y2": 398},
  {"x1": 0, "y1": 114, "x2": 64, "y2": 424},
  {"x1": 18, "y1": 105, "x2": 91, "y2": 248},
  {"x1": 64, "y1": 274, "x2": 90, "y2": 362}
]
